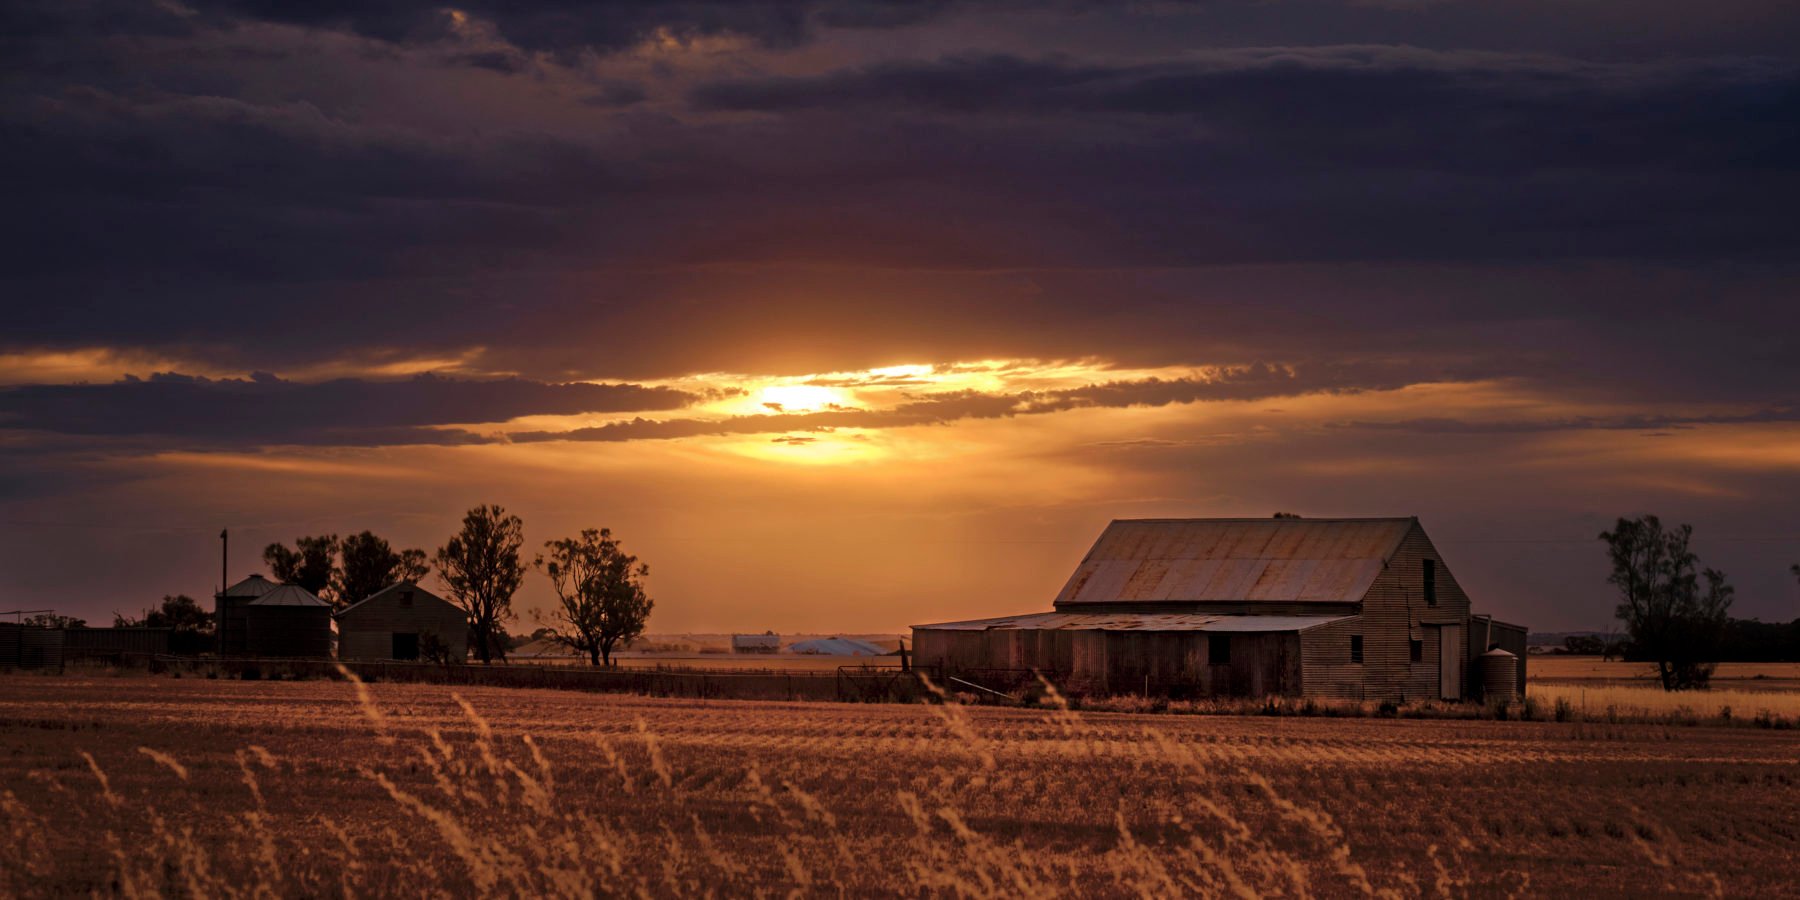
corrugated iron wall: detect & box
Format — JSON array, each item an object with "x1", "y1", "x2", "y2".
[
  {"x1": 245, "y1": 606, "x2": 334, "y2": 658},
  {"x1": 64, "y1": 628, "x2": 172, "y2": 657},
  {"x1": 0, "y1": 624, "x2": 67, "y2": 671}
]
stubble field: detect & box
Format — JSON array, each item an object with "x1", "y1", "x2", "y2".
[{"x1": 1, "y1": 674, "x2": 1796, "y2": 898}]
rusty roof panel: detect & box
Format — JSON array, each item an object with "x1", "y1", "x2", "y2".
[
  {"x1": 914, "y1": 612, "x2": 1356, "y2": 632},
  {"x1": 1052, "y1": 517, "x2": 1414, "y2": 606}
]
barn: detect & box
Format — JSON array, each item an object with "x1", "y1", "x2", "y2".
[
  {"x1": 216, "y1": 573, "x2": 279, "y2": 656},
  {"x1": 335, "y1": 582, "x2": 468, "y2": 661},
  {"x1": 912, "y1": 517, "x2": 1526, "y2": 701},
  {"x1": 731, "y1": 633, "x2": 781, "y2": 654},
  {"x1": 243, "y1": 584, "x2": 335, "y2": 658}
]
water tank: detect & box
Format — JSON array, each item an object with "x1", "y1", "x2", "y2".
[{"x1": 1479, "y1": 648, "x2": 1518, "y2": 702}]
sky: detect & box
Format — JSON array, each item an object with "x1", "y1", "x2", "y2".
[{"x1": 2, "y1": 0, "x2": 1798, "y2": 634}]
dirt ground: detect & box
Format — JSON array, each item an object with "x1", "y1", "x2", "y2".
[{"x1": 2, "y1": 674, "x2": 1796, "y2": 898}]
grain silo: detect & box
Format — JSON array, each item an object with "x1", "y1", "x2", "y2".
[
  {"x1": 216, "y1": 574, "x2": 279, "y2": 656},
  {"x1": 1477, "y1": 649, "x2": 1520, "y2": 702},
  {"x1": 243, "y1": 584, "x2": 334, "y2": 657}
]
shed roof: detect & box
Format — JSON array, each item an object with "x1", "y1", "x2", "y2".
[
  {"x1": 222, "y1": 574, "x2": 280, "y2": 598},
  {"x1": 1053, "y1": 517, "x2": 1416, "y2": 606},
  {"x1": 914, "y1": 612, "x2": 1354, "y2": 633},
  {"x1": 248, "y1": 584, "x2": 330, "y2": 607},
  {"x1": 335, "y1": 581, "x2": 460, "y2": 618}
]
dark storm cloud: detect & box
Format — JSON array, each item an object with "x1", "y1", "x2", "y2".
[
  {"x1": 511, "y1": 361, "x2": 1455, "y2": 443},
  {"x1": 0, "y1": 0, "x2": 1797, "y2": 397},
  {"x1": 693, "y1": 49, "x2": 1800, "y2": 173},
  {"x1": 0, "y1": 373, "x2": 699, "y2": 447},
  {"x1": 105, "y1": 0, "x2": 956, "y2": 60}
]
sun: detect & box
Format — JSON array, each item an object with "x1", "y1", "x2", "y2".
[{"x1": 753, "y1": 384, "x2": 849, "y2": 414}]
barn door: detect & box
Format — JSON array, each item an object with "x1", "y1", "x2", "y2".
[{"x1": 1438, "y1": 625, "x2": 1463, "y2": 700}]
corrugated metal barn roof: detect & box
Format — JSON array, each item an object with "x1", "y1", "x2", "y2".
[
  {"x1": 1054, "y1": 517, "x2": 1415, "y2": 606},
  {"x1": 248, "y1": 584, "x2": 330, "y2": 607},
  {"x1": 913, "y1": 612, "x2": 1354, "y2": 632}
]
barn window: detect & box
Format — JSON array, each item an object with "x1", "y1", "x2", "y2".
[
  {"x1": 1350, "y1": 635, "x2": 1364, "y2": 663},
  {"x1": 399, "y1": 591, "x2": 413, "y2": 608},
  {"x1": 1410, "y1": 638, "x2": 1423, "y2": 663},
  {"x1": 1209, "y1": 634, "x2": 1231, "y2": 665},
  {"x1": 1422, "y1": 559, "x2": 1437, "y2": 606}
]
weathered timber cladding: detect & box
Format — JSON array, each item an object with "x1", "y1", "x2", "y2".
[{"x1": 337, "y1": 583, "x2": 468, "y2": 661}]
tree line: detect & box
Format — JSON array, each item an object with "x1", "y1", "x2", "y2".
[
  {"x1": 257, "y1": 505, "x2": 652, "y2": 666},
  {"x1": 26, "y1": 504, "x2": 655, "y2": 667},
  {"x1": 1600, "y1": 514, "x2": 1800, "y2": 690}
]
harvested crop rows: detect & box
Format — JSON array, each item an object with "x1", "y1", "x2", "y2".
[{"x1": 1, "y1": 676, "x2": 1796, "y2": 898}]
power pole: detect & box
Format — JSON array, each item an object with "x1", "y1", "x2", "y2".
[{"x1": 220, "y1": 529, "x2": 228, "y2": 596}]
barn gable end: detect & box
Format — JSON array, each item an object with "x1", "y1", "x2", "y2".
[{"x1": 336, "y1": 582, "x2": 469, "y2": 661}]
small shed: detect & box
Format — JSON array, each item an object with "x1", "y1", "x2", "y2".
[
  {"x1": 244, "y1": 584, "x2": 334, "y2": 658},
  {"x1": 335, "y1": 582, "x2": 467, "y2": 661},
  {"x1": 732, "y1": 633, "x2": 781, "y2": 654},
  {"x1": 216, "y1": 574, "x2": 280, "y2": 656}
]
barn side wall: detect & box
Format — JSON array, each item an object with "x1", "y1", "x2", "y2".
[
  {"x1": 912, "y1": 626, "x2": 1301, "y2": 698},
  {"x1": 338, "y1": 591, "x2": 469, "y2": 661}
]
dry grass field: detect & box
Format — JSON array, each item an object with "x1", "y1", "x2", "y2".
[{"x1": 3, "y1": 674, "x2": 1797, "y2": 898}]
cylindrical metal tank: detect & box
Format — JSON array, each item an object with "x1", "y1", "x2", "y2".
[{"x1": 1479, "y1": 648, "x2": 1519, "y2": 702}]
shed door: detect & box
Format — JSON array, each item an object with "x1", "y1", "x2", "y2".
[
  {"x1": 392, "y1": 632, "x2": 420, "y2": 661},
  {"x1": 1438, "y1": 625, "x2": 1463, "y2": 700}
]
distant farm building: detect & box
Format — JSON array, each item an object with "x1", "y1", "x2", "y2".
[
  {"x1": 913, "y1": 517, "x2": 1526, "y2": 701},
  {"x1": 336, "y1": 582, "x2": 468, "y2": 661},
  {"x1": 243, "y1": 584, "x2": 335, "y2": 658},
  {"x1": 732, "y1": 633, "x2": 781, "y2": 654},
  {"x1": 216, "y1": 574, "x2": 279, "y2": 656}
]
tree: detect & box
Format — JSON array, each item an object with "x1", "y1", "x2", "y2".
[
  {"x1": 1562, "y1": 635, "x2": 1605, "y2": 655},
  {"x1": 264, "y1": 535, "x2": 340, "y2": 598},
  {"x1": 1599, "y1": 515, "x2": 1734, "y2": 690},
  {"x1": 22, "y1": 613, "x2": 85, "y2": 629},
  {"x1": 335, "y1": 531, "x2": 432, "y2": 610},
  {"x1": 436, "y1": 505, "x2": 525, "y2": 665},
  {"x1": 536, "y1": 528, "x2": 654, "y2": 667}
]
